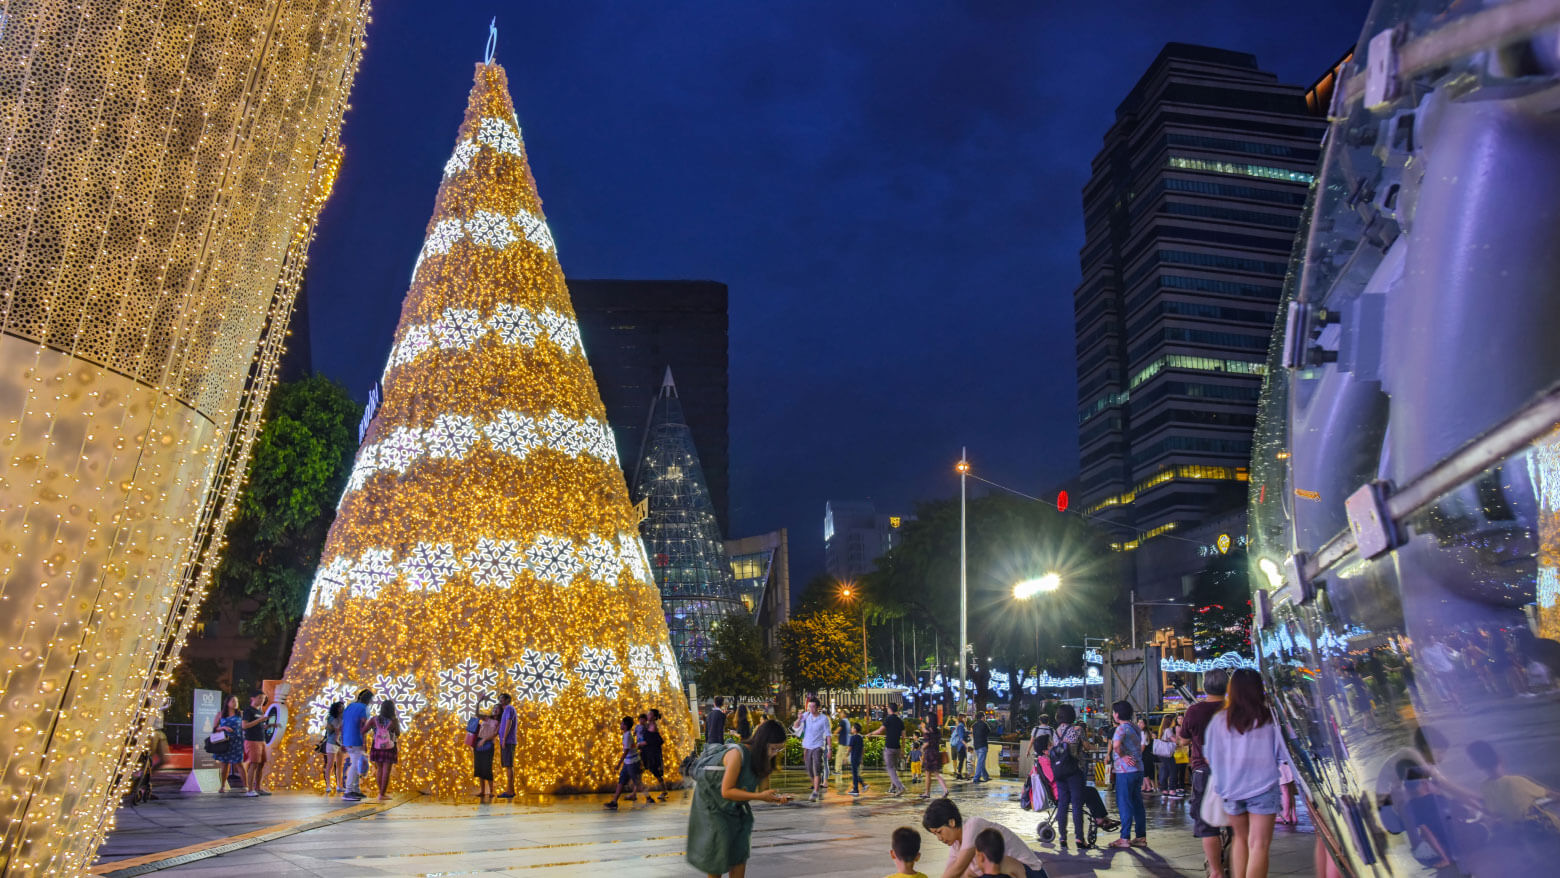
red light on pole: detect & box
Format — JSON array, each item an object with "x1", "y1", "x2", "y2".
[{"x1": 1057, "y1": 490, "x2": 1069, "y2": 512}]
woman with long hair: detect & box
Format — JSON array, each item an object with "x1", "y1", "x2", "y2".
[
  {"x1": 367, "y1": 700, "x2": 401, "y2": 800},
  {"x1": 735, "y1": 704, "x2": 752, "y2": 740},
  {"x1": 1205, "y1": 668, "x2": 1291, "y2": 878},
  {"x1": 323, "y1": 701, "x2": 345, "y2": 794},
  {"x1": 214, "y1": 695, "x2": 244, "y2": 793},
  {"x1": 686, "y1": 718, "x2": 791, "y2": 877},
  {"x1": 920, "y1": 722, "x2": 950, "y2": 799}
]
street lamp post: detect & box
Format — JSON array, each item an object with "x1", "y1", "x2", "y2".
[
  {"x1": 840, "y1": 586, "x2": 867, "y2": 684},
  {"x1": 1129, "y1": 589, "x2": 1189, "y2": 649},
  {"x1": 956, "y1": 451, "x2": 969, "y2": 713},
  {"x1": 1012, "y1": 573, "x2": 1061, "y2": 697}
]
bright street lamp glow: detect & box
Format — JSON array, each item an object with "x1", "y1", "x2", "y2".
[{"x1": 1013, "y1": 572, "x2": 1062, "y2": 600}]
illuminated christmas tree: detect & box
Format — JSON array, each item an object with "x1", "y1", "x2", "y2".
[{"x1": 270, "y1": 58, "x2": 694, "y2": 796}]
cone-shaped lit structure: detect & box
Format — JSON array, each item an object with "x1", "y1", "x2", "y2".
[
  {"x1": 633, "y1": 369, "x2": 745, "y2": 675},
  {"x1": 271, "y1": 61, "x2": 694, "y2": 796}
]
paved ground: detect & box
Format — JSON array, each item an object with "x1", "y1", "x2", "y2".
[{"x1": 97, "y1": 769, "x2": 1315, "y2": 877}]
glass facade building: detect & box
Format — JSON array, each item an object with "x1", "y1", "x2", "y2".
[
  {"x1": 1073, "y1": 44, "x2": 1325, "y2": 546},
  {"x1": 633, "y1": 370, "x2": 745, "y2": 673},
  {"x1": 570, "y1": 279, "x2": 731, "y2": 533}
]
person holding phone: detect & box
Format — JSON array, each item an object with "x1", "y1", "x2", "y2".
[{"x1": 686, "y1": 719, "x2": 791, "y2": 877}]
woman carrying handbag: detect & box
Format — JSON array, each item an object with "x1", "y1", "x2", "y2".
[{"x1": 1203, "y1": 669, "x2": 1290, "y2": 878}]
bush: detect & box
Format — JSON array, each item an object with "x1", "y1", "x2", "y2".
[{"x1": 782, "y1": 736, "x2": 803, "y2": 766}]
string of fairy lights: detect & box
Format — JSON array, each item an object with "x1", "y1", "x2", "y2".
[
  {"x1": 270, "y1": 61, "x2": 695, "y2": 799},
  {"x1": 0, "y1": 2, "x2": 370, "y2": 873}
]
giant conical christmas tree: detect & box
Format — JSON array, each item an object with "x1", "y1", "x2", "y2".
[
  {"x1": 272, "y1": 59, "x2": 694, "y2": 796},
  {"x1": 633, "y1": 369, "x2": 746, "y2": 676}
]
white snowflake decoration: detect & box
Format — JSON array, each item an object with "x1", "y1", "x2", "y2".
[
  {"x1": 659, "y1": 642, "x2": 681, "y2": 688},
  {"x1": 433, "y1": 307, "x2": 487, "y2": 350},
  {"x1": 349, "y1": 548, "x2": 397, "y2": 599},
  {"x1": 628, "y1": 645, "x2": 662, "y2": 692},
  {"x1": 424, "y1": 414, "x2": 480, "y2": 460},
  {"x1": 619, "y1": 533, "x2": 651, "y2": 584},
  {"x1": 485, "y1": 410, "x2": 540, "y2": 458},
  {"x1": 536, "y1": 307, "x2": 579, "y2": 353},
  {"x1": 514, "y1": 207, "x2": 556, "y2": 253},
  {"x1": 574, "y1": 647, "x2": 625, "y2": 699},
  {"x1": 393, "y1": 324, "x2": 434, "y2": 369},
  {"x1": 508, "y1": 649, "x2": 569, "y2": 706},
  {"x1": 464, "y1": 538, "x2": 524, "y2": 588},
  {"x1": 580, "y1": 533, "x2": 623, "y2": 584},
  {"x1": 465, "y1": 209, "x2": 518, "y2": 248},
  {"x1": 305, "y1": 680, "x2": 360, "y2": 735},
  {"x1": 477, "y1": 116, "x2": 524, "y2": 157},
  {"x1": 541, "y1": 410, "x2": 581, "y2": 455},
  {"x1": 423, "y1": 218, "x2": 464, "y2": 256},
  {"x1": 586, "y1": 418, "x2": 619, "y2": 462},
  {"x1": 526, "y1": 534, "x2": 582, "y2": 587},
  {"x1": 437, "y1": 659, "x2": 497, "y2": 715},
  {"x1": 443, "y1": 138, "x2": 480, "y2": 176},
  {"x1": 489, "y1": 303, "x2": 541, "y2": 347},
  {"x1": 345, "y1": 443, "x2": 381, "y2": 493},
  {"x1": 377, "y1": 426, "x2": 424, "y2": 474},
  {"x1": 308, "y1": 557, "x2": 354, "y2": 613},
  {"x1": 400, "y1": 542, "x2": 461, "y2": 592},
  {"x1": 374, "y1": 673, "x2": 428, "y2": 729}
]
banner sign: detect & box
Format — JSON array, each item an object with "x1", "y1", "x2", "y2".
[{"x1": 192, "y1": 688, "x2": 221, "y2": 770}]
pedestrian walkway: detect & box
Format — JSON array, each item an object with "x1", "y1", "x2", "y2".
[{"x1": 97, "y1": 771, "x2": 1314, "y2": 876}]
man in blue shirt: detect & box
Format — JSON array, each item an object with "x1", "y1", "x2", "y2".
[
  {"x1": 496, "y1": 693, "x2": 518, "y2": 798},
  {"x1": 340, "y1": 688, "x2": 372, "y2": 800}
]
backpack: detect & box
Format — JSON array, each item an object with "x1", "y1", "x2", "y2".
[
  {"x1": 464, "y1": 716, "x2": 479, "y2": 748},
  {"x1": 1049, "y1": 724, "x2": 1080, "y2": 779},
  {"x1": 372, "y1": 719, "x2": 396, "y2": 750},
  {"x1": 689, "y1": 743, "x2": 746, "y2": 816}
]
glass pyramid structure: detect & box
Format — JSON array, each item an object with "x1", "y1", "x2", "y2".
[{"x1": 633, "y1": 369, "x2": 746, "y2": 674}]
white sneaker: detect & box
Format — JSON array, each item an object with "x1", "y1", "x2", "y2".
[
  {"x1": 808, "y1": 791, "x2": 818, "y2": 802},
  {"x1": 245, "y1": 791, "x2": 259, "y2": 797}
]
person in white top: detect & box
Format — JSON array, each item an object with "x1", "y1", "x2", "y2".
[
  {"x1": 921, "y1": 797, "x2": 1048, "y2": 878},
  {"x1": 1203, "y1": 668, "x2": 1291, "y2": 878},
  {"x1": 791, "y1": 695, "x2": 832, "y2": 802}
]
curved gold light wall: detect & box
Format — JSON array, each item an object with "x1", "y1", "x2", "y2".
[{"x1": 0, "y1": 1, "x2": 369, "y2": 873}]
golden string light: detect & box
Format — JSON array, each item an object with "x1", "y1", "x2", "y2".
[
  {"x1": 0, "y1": 2, "x2": 370, "y2": 873},
  {"x1": 268, "y1": 62, "x2": 695, "y2": 799}
]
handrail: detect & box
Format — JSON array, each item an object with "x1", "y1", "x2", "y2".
[{"x1": 1303, "y1": 379, "x2": 1560, "y2": 581}]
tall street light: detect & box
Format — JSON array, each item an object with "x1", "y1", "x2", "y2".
[
  {"x1": 1013, "y1": 573, "x2": 1061, "y2": 695},
  {"x1": 840, "y1": 585, "x2": 867, "y2": 684},
  {"x1": 955, "y1": 451, "x2": 970, "y2": 713}
]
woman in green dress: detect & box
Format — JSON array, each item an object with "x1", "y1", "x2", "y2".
[{"x1": 687, "y1": 718, "x2": 790, "y2": 877}]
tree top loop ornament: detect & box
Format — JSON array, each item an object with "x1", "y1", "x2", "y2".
[{"x1": 485, "y1": 18, "x2": 498, "y2": 65}]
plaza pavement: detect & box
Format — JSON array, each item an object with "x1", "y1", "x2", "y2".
[{"x1": 95, "y1": 768, "x2": 1316, "y2": 877}]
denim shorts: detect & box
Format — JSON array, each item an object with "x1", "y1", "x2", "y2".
[{"x1": 1223, "y1": 783, "x2": 1281, "y2": 816}]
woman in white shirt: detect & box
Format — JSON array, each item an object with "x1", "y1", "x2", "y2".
[{"x1": 1204, "y1": 668, "x2": 1291, "y2": 878}]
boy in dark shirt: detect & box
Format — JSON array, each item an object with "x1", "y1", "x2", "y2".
[
  {"x1": 972, "y1": 827, "x2": 1012, "y2": 878},
  {"x1": 850, "y1": 727, "x2": 866, "y2": 796}
]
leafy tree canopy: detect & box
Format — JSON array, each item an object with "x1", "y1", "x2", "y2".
[
  {"x1": 687, "y1": 613, "x2": 774, "y2": 699},
  {"x1": 779, "y1": 610, "x2": 863, "y2": 696},
  {"x1": 212, "y1": 375, "x2": 360, "y2": 677}
]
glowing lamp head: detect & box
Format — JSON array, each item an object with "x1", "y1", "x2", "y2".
[
  {"x1": 1012, "y1": 572, "x2": 1062, "y2": 600},
  {"x1": 955, "y1": 460, "x2": 970, "y2": 475}
]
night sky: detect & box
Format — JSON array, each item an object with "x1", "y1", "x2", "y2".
[{"x1": 306, "y1": 1, "x2": 1370, "y2": 582}]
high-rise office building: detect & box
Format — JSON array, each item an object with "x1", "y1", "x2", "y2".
[
  {"x1": 1074, "y1": 44, "x2": 1325, "y2": 547},
  {"x1": 823, "y1": 501, "x2": 909, "y2": 581},
  {"x1": 570, "y1": 279, "x2": 730, "y2": 533},
  {"x1": 725, "y1": 529, "x2": 791, "y2": 655}
]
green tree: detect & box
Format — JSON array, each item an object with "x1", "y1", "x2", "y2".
[
  {"x1": 779, "y1": 610, "x2": 863, "y2": 696},
  {"x1": 860, "y1": 494, "x2": 1122, "y2": 711},
  {"x1": 687, "y1": 614, "x2": 774, "y2": 698},
  {"x1": 212, "y1": 375, "x2": 360, "y2": 676}
]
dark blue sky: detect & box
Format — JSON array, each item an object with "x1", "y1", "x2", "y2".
[{"x1": 306, "y1": 1, "x2": 1368, "y2": 582}]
